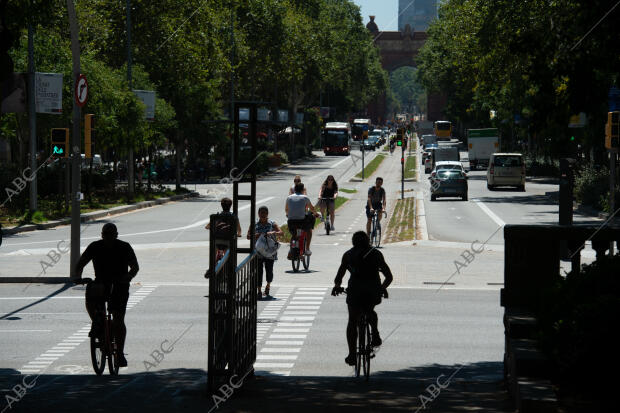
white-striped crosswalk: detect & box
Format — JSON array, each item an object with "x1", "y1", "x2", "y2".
[
  {"x1": 16, "y1": 284, "x2": 159, "y2": 375},
  {"x1": 254, "y1": 286, "x2": 327, "y2": 377}
]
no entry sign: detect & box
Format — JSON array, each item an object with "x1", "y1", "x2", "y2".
[{"x1": 75, "y1": 74, "x2": 88, "y2": 107}]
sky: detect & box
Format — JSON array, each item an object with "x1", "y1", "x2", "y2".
[{"x1": 352, "y1": 0, "x2": 399, "y2": 32}]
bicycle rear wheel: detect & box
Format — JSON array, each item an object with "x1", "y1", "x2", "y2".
[
  {"x1": 105, "y1": 317, "x2": 119, "y2": 375},
  {"x1": 302, "y1": 253, "x2": 310, "y2": 270},
  {"x1": 363, "y1": 319, "x2": 372, "y2": 381},
  {"x1": 325, "y1": 221, "x2": 330, "y2": 235},
  {"x1": 291, "y1": 249, "x2": 300, "y2": 272},
  {"x1": 355, "y1": 318, "x2": 365, "y2": 378},
  {"x1": 90, "y1": 336, "x2": 105, "y2": 376}
]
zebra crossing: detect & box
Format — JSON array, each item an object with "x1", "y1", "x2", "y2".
[{"x1": 254, "y1": 286, "x2": 327, "y2": 376}]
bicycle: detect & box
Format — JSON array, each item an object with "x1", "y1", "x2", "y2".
[
  {"x1": 370, "y1": 210, "x2": 387, "y2": 248},
  {"x1": 290, "y1": 227, "x2": 310, "y2": 272},
  {"x1": 333, "y1": 287, "x2": 375, "y2": 381},
  {"x1": 76, "y1": 278, "x2": 120, "y2": 376},
  {"x1": 318, "y1": 197, "x2": 335, "y2": 235}
]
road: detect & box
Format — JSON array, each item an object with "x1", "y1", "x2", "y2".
[{"x1": 0, "y1": 142, "x2": 601, "y2": 412}]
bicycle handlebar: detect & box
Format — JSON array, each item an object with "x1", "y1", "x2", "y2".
[{"x1": 331, "y1": 286, "x2": 388, "y2": 298}]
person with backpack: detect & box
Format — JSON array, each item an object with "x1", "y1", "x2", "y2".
[
  {"x1": 247, "y1": 206, "x2": 283, "y2": 299},
  {"x1": 204, "y1": 198, "x2": 242, "y2": 278}
]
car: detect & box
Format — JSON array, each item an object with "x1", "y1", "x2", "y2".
[
  {"x1": 362, "y1": 139, "x2": 375, "y2": 151},
  {"x1": 430, "y1": 169, "x2": 468, "y2": 201},
  {"x1": 430, "y1": 161, "x2": 465, "y2": 178},
  {"x1": 486, "y1": 153, "x2": 525, "y2": 191}
]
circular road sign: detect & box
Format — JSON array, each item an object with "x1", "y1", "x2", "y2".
[{"x1": 75, "y1": 74, "x2": 88, "y2": 107}]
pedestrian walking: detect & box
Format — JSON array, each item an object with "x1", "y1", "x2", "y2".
[{"x1": 248, "y1": 206, "x2": 283, "y2": 299}]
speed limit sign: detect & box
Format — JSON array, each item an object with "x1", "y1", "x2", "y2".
[{"x1": 75, "y1": 74, "x2": 88, "y2": 107}]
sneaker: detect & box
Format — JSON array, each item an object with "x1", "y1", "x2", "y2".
[
  {"x1": 305, "y1": 249, "x2": 312, "y2": 256},
  {"x1": 118, "y1": 354, "x2": 128, "y2": 367},
  {"x1": 331, "y1": 224, "x2": 335, "y2": 231},
  {"x1": 371, "y1": 332, "x2": 382, "y2": 347},
  {"x1": 345, "y1": 354, "x2": 356, "y2": 366}
]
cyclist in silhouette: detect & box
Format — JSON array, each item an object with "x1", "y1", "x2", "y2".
[
  {"x1": 332, "y1": 231, "x2": 392, "y2": 366},
  {"x1": 75, "y1": 223, "x2": 139, "y2": 367}
]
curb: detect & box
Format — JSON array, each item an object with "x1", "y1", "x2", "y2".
[{"x1": 2, "y1": 191, "x2": 199, "y2": 236}]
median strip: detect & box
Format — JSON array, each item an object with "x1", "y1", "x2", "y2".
[
  {"x1": 355, "y1": 154, "x2": 386, "y2": 180},
  {"x1": 384, "y1": 196, "x2": 416, "y2": 243}
]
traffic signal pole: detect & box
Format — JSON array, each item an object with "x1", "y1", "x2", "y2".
[
  {"x1": 67, "y1": 0, "x2": 81, "y2": 279},
  {"x1": 27, "y1": 24, "x2": 37, "y2": 212}
]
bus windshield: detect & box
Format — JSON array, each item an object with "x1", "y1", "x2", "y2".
[
  {"x1": 436, "y1": 122, "x2": 451, "y2": 130},
  {"x1": 324, "y1": 130, "x2": 348, "y2": 146}
]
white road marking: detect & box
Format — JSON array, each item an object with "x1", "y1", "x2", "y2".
[
  {"x1": 330, "y1": 157, "x2": 352, "y2": 169},
  {"x1": 256, "y1": 355, "x2": 298, "y2": 360},
  {"x1": 273, "y1": 328, "x2": 310, "y2": 333},
  {"x1": 266, "y1": 340, "x2": 304, "y2": 345},
  {"x1": 472, "y1": 199, "x2": 506, "y2": 227},
  {"x1": 254, "y1": 362, "x2": 294, "y2": 368},
  {"x1": 269, "y1": 334, "x2": 307, "y2": 339},
  {"x1": 261, "y1": 348, "x2": 301, "y2": 353}
]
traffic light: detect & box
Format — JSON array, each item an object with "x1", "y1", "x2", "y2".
[
  {"x1": 51, "y1": 128, "x2": 69, "y2": 158},
  {"x1": 605, "y1": 111, "x2": 619, "y2": 150},
  {"x1": 84, "y1": 114, "x2": 94, "y2": 158},
  {"x1": 397, "y1": 139, "x2": 402, "y2": 146},
  {"x1": 397, "y1": 127, "x2": 404, "y2": 146}
]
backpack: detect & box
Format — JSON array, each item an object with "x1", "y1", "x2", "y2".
[{"x1": 214, "y1": 215, "x2": 234, "y2": 240}]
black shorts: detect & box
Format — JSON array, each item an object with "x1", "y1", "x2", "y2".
[
  {"x1": 346, "y1": 285, "x2": 382, "y2": 307},
  {"x1": 86, "y1": 281, "x2": 130, "y2": 314},
  {"x1": 288, "y1": 213, "x2": 314, "y2": 234},
  {"x1": 365, "y1": 202, "x2": 383, "y2": 218}
]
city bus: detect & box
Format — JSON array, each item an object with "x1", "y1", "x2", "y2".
[
  {"x1": 434, "y1": 120, "x2": 452, "y2": 140},
  {"x1": 352, "y1": 118, "x2": 372, "y2": 141},
  {"x1": 323, "y1": 122, "x2": 351, "y2": 155}
]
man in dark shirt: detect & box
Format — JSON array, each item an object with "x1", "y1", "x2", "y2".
[
  {"x1": 366, "y1": 177, "x2": 386, "y2": 236},
  {"x1": 75, "y1": 223, "x2": 139, "y2": 367},
  {"x1": 332, "y1": 231, "x2": 393, "y2": 366}
]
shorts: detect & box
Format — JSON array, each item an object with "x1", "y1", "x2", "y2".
[
  {"x1": 319, "y1": 198, "x2": 335, "y2": 210},
  {"x1": 365, "y1": 202, "x2": 383, "y2": 218},
  {"x1": 346, "y1": 284, "x2": 382, "y2": 307},
  {"x1": 288, "y1": 213, "x2": 314, "y2": 234},
  {"x1": 86, "y1": 281, "x2": 130, "y2": 314}
]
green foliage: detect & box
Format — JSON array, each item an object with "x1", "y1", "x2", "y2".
[
  {"x1": 390, "y1": 67, "x2": 426, "y2": 113},
  {"x1": 574, "y1": 164, "x2": 609, "y2": 210},
  {"x1": 417, "y1": 0, "x2": 620, "y2": 156}
]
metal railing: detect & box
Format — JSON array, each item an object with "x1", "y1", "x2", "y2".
[{"x1": 207, "y1": 213, "x2": 258, "y2": 393}]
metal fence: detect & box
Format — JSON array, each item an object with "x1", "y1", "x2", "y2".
[{"x1": 207, "y1": 213, "x2": 258, "y2": 393}]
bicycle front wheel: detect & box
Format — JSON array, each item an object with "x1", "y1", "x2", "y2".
[
  {"x1": 374, "y1": 221, "x2": 382, "y2": 248},
  {"x1": 90, "y1": 337, "x2": 105, "y2": 376}
]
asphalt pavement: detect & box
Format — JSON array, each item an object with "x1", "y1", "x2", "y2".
[{"x1": 0, "y1": 143, "x2": 602, "y2": 412}]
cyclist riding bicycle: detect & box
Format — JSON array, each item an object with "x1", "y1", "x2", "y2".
[
  {"x1": 318, "y1": 175, "x2": 338, "y2": 231},
  {"x1": 288, "y1": 175, "x2": 307, "y2": 195},
  {"x1": 286, "y1": 182, "x2": 319, "y2": 257},
  {"x1": 74, "y1": 223, "x2": 139, "y2": 368},
  {"x1": 332, "y1": 231, "x2": 393, "y2": 366},
  {"x1": 366, "y1": 177, "x2": 386, "y2": 237}
]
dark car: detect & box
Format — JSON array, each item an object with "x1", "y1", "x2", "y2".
[
  {"x1": 430, "y1": 169, "x2": 468, "y2": 201},
  {"x1": 362, "y1": 139, "x2": 375, "y2": 151}
]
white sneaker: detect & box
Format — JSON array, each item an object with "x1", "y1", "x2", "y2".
[
  {"x1": 331, "y1": 224, "x2": 335, "y2": 231},
  {"x1": 305, "y1": 249, "x2": 312, "y2": 256}
]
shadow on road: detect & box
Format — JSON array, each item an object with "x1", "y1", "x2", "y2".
[{"x1": 0, "y1": 362, "x2": 513, "y2": 413}]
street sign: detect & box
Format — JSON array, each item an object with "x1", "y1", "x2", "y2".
[
  {"x1": 133, "y1": 90, "x2": 156, "y2": 120},
  {"x1": 568, "y1": 112, "x2": 586, "y2": 128},
  {"x1": 35, "y1": 72, "x2": 63, "y2": 114},
  {"x1": 74, "y1": 74, "x2": 88, "y2": 107}
]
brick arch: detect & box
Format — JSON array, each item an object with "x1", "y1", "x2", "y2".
[{"x1": 366, "y1": 29, "x2": 444, "y2": 122}]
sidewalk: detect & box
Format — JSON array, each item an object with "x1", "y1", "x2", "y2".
[{"x1": 1, "y1": 191, "x2": 199, "y2": 236}]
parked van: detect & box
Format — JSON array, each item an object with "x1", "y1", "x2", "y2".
[{"x1": 486, "y1": 153, "x2": 525, "y2": 191}]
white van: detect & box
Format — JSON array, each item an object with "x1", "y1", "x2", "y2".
[{"x1": 486, "y1": 153, "x2": 525, "y2": 191}]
